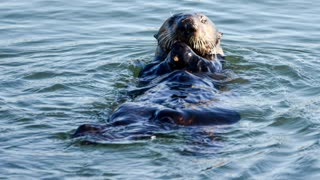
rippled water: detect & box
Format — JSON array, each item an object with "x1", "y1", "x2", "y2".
[{"x1": 1, "y1": 0, "x2": 320, "y2": 179}]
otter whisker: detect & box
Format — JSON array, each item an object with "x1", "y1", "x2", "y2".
[
  {"x1": 158, "y1": 32, "x2": 171, "y2": 49},
  {"x1": 158, "y1": 31, "x2": 178, "y2": 51}
]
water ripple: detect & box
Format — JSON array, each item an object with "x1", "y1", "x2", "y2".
[{"x1": 1, "y1": 0, "x2": 320, "y2": 179}]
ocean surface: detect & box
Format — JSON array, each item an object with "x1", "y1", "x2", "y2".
[{"x1": 1, "y1": 0, "x2": 320, "y2": 179}]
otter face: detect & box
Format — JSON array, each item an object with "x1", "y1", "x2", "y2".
[{"x1": 155, "y1": 13, "x2": 224, "y2": 58}]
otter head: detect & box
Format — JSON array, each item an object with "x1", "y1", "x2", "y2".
[{"x1": 155, "y1": 13, "x2": 224, "y2": 59}]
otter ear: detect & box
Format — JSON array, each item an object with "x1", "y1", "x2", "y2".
[
  {"x1": 154, "y1": 33, "x2": 159, "y2": 39},
  {"x1": 218, "y1": 32, "x2": 223, "y2": 39}
]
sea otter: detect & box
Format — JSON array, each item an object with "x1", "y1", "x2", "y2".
[
  {"x1": 73, "y1": 42, "x2": 240, "y2": 141},
  {"x1": 154, "y1": 13, "x2": 224, "y2": 61}
]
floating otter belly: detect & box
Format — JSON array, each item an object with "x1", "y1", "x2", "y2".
[{"x1": 73, "y1": 42, "x2": 240, "y2": 141}]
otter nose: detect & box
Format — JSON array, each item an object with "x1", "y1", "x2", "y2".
[
  {"x1": 185, "y1": 22, "x2": 197, "y2": 32},
  {"x1": 181, "y1": 18, "x2": 198, "y2": 33}
]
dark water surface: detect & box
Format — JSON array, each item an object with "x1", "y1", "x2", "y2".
[{"x1": 1, "y1": 0, "x2": 320, "y2": 179}]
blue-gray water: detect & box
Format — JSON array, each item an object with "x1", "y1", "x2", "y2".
[{"x1": 1, "y1": 0, "x2": 320, "y2": 179}]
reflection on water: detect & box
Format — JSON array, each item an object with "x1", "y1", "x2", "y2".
[{"x1": 1, "y1": 0, "x2": 320, "y2": 179}]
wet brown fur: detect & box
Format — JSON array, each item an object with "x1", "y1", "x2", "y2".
[{"x1": 155, "y1": 13, "x2": 224, "y2": 61}]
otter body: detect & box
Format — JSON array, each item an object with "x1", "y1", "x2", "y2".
[{"x1": 74, "y1": 42, "x2": 240, "y2": 141}]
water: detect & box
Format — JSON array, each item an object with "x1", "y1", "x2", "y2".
[{"x1": 1, "y1": 0, "x2": 320, "y2": 179}]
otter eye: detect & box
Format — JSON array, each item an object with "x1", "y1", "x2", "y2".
[{"x1": 200, "y1": 16, "x2": 207, "y2": 24}]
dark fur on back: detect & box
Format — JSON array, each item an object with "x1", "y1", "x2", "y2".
[{"x1": 73, "y1": 43, "x2": 240, "y2": 142}]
